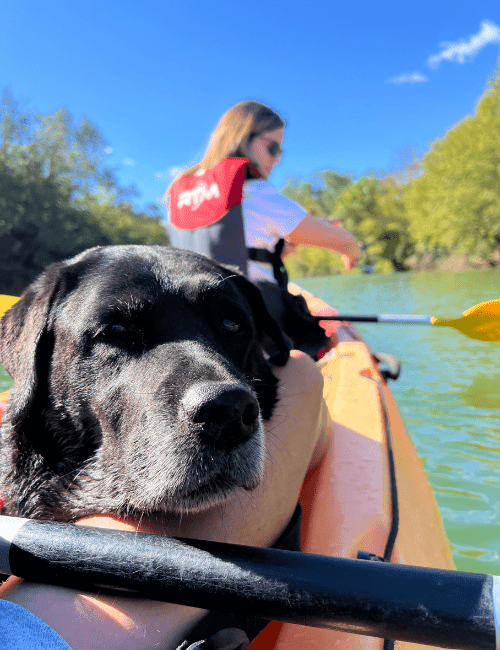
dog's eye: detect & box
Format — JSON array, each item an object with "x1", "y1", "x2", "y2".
[
  {"x1": 99, "y1": 324, "x2": 127, "y2": 339},
  {"x1": 221, "y1": 318, "x2": 240, "y2": 334}
]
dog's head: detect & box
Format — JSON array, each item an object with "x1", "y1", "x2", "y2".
[{"x1": 0, "y1": 246, "x2": 290, "y2": 520}]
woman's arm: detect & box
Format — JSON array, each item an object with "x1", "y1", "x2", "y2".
[{"x1": 286, "y1": 214, "x2": 363, "y2": 271}]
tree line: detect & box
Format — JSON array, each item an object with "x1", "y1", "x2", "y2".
[
  {"x1": 282, "y1": 59, "x2": 500, "y2": 277},
  {"x1": 0, "y1": 91, "x2": 168, "y2": 295}
]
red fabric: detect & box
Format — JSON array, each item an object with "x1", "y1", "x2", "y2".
[{"x1": 169, "y1": 158, "x2": 260, "y2": 230}]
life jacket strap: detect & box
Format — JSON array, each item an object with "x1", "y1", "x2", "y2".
[{"x1": 247, "y1": 239, "x2": 289, "y2": 289}]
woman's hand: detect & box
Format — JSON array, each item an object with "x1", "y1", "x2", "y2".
[{"x1": 341, "y1": 240, "x2": 363, "y2": 270}]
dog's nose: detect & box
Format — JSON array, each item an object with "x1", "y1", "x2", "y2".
[{"x1": 181, "y1": 382, "x2": 261, "y2": 449}]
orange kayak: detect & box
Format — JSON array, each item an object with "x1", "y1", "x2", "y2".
[{"x1": 252, "y1": 286, "x2": 454, "y2": 650}]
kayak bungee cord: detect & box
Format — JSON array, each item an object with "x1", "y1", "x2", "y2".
[
  {"x1": 0, "y1": 515, "x2": 499, "y2": 650},
  {"x1": 356, "y1": 371, "x2": 401, "y2": 650}
]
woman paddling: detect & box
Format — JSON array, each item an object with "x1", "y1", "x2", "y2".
[{"x1": 165, "y1": 100, "x2": 362, "y2": 286}]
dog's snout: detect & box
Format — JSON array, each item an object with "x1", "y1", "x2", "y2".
[{"x1": 181, "y1": 383, "x2": 260, "y2": 449}]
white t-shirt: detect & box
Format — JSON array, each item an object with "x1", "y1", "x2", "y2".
[{"x1": 243, "y1": 180, "x2": 306, "y2": 281}]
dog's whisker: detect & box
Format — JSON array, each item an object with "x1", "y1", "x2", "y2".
[
  {"x1": 135, "y1": 510, "x2": 146, "y2": 532},
  {"x1": 57, "y1": 459, "x2": 93, "y2": 482}
]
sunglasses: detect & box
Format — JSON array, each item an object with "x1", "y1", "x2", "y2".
[{"x1": 256, "y1": 135, "x2": 283, "y2": 158}]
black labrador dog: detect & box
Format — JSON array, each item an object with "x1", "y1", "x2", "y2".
[{"x1": 0, "y1": 246, "x2": 290, "y2": 522}]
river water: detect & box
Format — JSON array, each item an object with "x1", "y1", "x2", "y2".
[
  {"x1": 1, "y1": 269, "x2": 499, "y2": 576},
  {"x1": 300, "y1": 269, "x2": 500, "y2": 576}
]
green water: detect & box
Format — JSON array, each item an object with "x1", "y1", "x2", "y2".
[
  {"x1": 300, "y1": 269, "x2": 500, "y2": 576},
  {"x1": 1, "y1": 269, "x2": 499, "y2": 575}
]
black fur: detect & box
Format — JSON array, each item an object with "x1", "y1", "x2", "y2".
[
  {"x1": 0, "y1": 246, "x2": 290, "y2": 521},
  {"x1": 255, "y1": 281, "x2": 330, "y2": 358}
]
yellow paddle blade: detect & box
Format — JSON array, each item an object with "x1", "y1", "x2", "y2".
[
  {"x1": 431, "y1": 299, "x2": 500, "y2": 342},
  {"x1": 0, "y1": 295, "x2": 19, "y2": 319}
]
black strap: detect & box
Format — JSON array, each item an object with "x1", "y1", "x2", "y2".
[
  {"x1": 356, "y1": 374, "x2": 399, "y2": 650},
  {"x1": 247, "y1": 238, "x2": 289, "y2": 289},
  {"x1": 247, "y1": 247, "x2": 274, "y2": 264}
]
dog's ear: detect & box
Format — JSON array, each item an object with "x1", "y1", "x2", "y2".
[
  {"x1": 0, "y1": 261, "x2": 67, "y2": 422},
  {"x1": 229, "y1": 275, "x2": 291, "y2": 366}
]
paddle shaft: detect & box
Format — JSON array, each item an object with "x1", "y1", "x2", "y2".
[
  {"x1": 0, "y1": 516, "x2": 498, "y2": 649},
  {"x1": 316, "y1": 314, "x2": 433, "y2": 324}
]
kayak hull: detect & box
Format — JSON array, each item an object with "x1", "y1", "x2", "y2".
[{"x1": 252, "y1": 291, "x2": 454, "y2": 650}]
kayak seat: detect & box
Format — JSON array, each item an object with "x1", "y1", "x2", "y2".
[{"x1": 373, "y1": 352, "x2": 401, "y2": 382}]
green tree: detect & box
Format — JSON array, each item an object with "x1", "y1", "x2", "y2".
[
  {"x1": 284, "y1": 246, "x2": 346, "y2": 278},
  {"x1": 0, "y1": 91, "x2": 121, "y2": 204},
  {"x1": 87, "y1": 200, "x2": 167, "y2": 247},
  {"x1": 282, "y1": 170, "x2": 413, "y2": 276},
  {"x1": 282, "y1": 169, "x2": 352, "y2": 216},
  {"x1": 405, "y1": 62, "x2": 500, "y2": 263},
  {"x1": 281, "y1": 170, "x2": 354, "y2": 277},
  {"x1": 0, "y1": 92, "x2": 168, "y2": 294},
  {"x1": 0, "y1": 160, "x2": 106, "y2": 293},
  {"x1": 335, "y1": 176, "x2": 413, "y2": 272}
]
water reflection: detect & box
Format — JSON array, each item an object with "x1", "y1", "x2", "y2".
[{"x1": 459, "y1": 373, "x2": 500, "y2": 410}]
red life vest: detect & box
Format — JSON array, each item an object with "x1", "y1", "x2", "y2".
[
  {"x1": 167, "y1": 158, "x2": 261, "y2": 275},
  {"x1": 167, "y1": 157, "x2": 289, "y2": 287},
  {"x1": 169, "y1": 158, "x2": 260, "y2": 229}
]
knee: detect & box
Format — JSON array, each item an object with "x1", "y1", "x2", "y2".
[
  {"x1": 286, "y1": 350, "x2": 324, "y2": 395},
  {"x1": 289, "y1": 350, "x2": 321, "y2": 374}
]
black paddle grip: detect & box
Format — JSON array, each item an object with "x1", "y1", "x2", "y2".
[{"x1": 5, "y1": 519, "x2": 498, "y2": 649}]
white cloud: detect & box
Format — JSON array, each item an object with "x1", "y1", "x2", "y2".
[
  {"x1": 123, "y1": 158, "x2": 136, "y2": 166},
  {"x1": 428, "y1": 20, "x2": 500, "y2": 68},
  {"x1": 104, "y1": 146, "x2": 113, "y2": 155},
  {"x1": 387, "y1": 71, "x2": 428, "y2": 85},
  {"x1": 155, "y1": 165, "x2": 185, "y2": 179}
]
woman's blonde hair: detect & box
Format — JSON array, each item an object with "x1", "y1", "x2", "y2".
[{"x1": 166, "y1": 101, "x2": 284, "y2": 194}]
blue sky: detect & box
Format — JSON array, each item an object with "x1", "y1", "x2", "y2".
[{"x1": 1, "y1": 1, "x2": 500, "y2": 211}]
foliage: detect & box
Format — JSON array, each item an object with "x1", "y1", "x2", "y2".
[
  {"x1": 284, "y1": 246, "x2": 346, "y2": 278},
  {"x1": 281, "y1": 170, "x2": 413, "y2": 276},
  {"x1": 0, "y1": 91, "x2": 168, "y2": 294},
  {"x1": 335, "y1": 176, "x2": 413, "y2": 272},
  {"x1": 281, "y1": 169, "x2": 352, "y2": 217},
  {"x1": 405, "y1": 64, "x2": 500, "y2": 263},
  {"x1": 281, "y1": 169, "x2": 353, "y2": 277}
]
